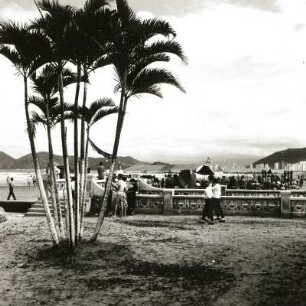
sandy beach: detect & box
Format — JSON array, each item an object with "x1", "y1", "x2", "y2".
[{"x1": 0, "y1": 214, "x2": 305, "y2": 306}]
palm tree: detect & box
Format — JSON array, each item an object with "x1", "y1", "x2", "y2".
[
  {"x1": 75, "y1": 98, "x2": 118, "y2": 237},
  {"x1": 29, "y1": 64, "x2": 77, "y2": 240},
  {"x1": 0, "y1": 22, "x2": 60, "y2": 244},
  {"x1": 91, "y1": 0, "x2": 187, "y2": 241},
  {"x1": 34, "y1": 0, "x2": 113, "y2": 244},
  {"x1": 68, "y1": 0, "x2": 113, "y2": 239},
  {"x1": 32, "y1": 0, "x2": 77, "y2": 247}
]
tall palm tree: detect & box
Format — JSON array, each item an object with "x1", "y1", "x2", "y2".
[
  {"x1": 32, "y1": 0, "x2": 77, "y2": 247},
  {"x1": 34, "y1": 0, "x2": 113, "y2": 244},
  {"x1": 75, "y1": 98, "x2": 118, "y2": 237},
  {"x1": 0, "y1": 22, "x2": 60, "y2": 244},
  {"x1": 91, "y1": 0, "x2": 187, "y2": 241},
  {"x1": 29, "y1": 64, "x2": 76, "y2": 240},
  {"x1": 68, "y1": 0, "x2": 113, "y2": 239}
]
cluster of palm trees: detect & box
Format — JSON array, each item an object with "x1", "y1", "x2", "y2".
[{"x1": 0, "y1": 0, "x2": 186, "y2": 249}]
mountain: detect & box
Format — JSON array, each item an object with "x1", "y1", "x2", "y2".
[
  {"x1": 0, "y1": 151, "x2": 141, "y2": 170},
  {"x1": 0, "y1": 150, "x2": 263, "y2": 170},
  {"x1": 0, "y1": 151, "x2": 15, "y2": 169},
  {"x1": 253, "y1": 148, "x2": 306, "y2": 167}
]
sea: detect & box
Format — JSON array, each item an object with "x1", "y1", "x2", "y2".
[
  {"x1": 0, "y1": 186, "x2": 40, "y2": 201},
  {"x1": 0, "y1": 170, "x2": 39, "y2": 201}
]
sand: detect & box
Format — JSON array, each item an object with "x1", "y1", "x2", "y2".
[{"x1": 0, "y1": 214, "x2": 305, "y2": 306}]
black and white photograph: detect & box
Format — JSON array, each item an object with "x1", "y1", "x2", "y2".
[{"x1": 0, "y1": 0, "x2": 306, "y2": 305}]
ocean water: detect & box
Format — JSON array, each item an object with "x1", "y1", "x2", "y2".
[{"x1": 0, "y1": 186, "x2": 40, "y2": 201}]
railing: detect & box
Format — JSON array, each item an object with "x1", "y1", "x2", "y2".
[
  {"x1": 289, "y1": 197, "x2": 306, "y2": 215},
  {"x1": 221, "y1": 196, "x2": 281, "y2": 216},
  {"x1": 225, "y1": 189, "x2": 281, "y2": 197},
  {"x1": 135, "y1": 190, "x2": 304, "y2": 217},
  {"x1": 71, "y1": 176, "x2": 306, "y2": 218}
]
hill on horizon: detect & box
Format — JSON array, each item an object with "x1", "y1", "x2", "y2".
[
  {"x1": 254, "y1": 148, "x2": 306, "y2": 167},
  {"x1": 0, "y1": 151, "x2": 140, "y2": 170},
  {"x1": 0, "y1": 152, "x2": 15, "y2": 169},
  {"x1": 0, "y1": 151, "x2": 263, "y2": 170}
]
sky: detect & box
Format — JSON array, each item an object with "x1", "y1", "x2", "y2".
[{"x1": 1, "y1": 0, "x2": 306, "y2": 162}]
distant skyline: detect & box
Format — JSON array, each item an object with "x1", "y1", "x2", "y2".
[{"x1": 1, "y1": 0, "x2": 306, "y2": 162}]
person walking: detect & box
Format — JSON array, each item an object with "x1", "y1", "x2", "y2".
[
  {"x1": 201, "y1": 179, "x2": 214, "y2": 224},
  {"x1": 212, "y1": 177, "x2": 225, "y2": 222},
  {"x1": 7, "y1": 177, "x2": 16, "y2": 200}
]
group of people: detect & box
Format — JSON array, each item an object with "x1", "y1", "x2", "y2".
[
  {"x1": 106, "y1": 174, "x2": 138, "y2": 217},
  {"x1": 221, "y1": 174, "x2": 304, "y2": 190},
  {"x1": 97, "y1": 162, "x2": 138, "y2": 217},
  {"x1": 201, "y1": 176, "x2": 225, "y2": 225}
]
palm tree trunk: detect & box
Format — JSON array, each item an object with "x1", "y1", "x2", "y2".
[
  {"x1": 79, "y1": 71, "x2": 88, "y2": 239},
  {"x1": 45, "y1": 99, "x2": 65, "y2": 240},
  {"x1": 45, "y1": 98, "x2": 58, "y2": 226},
  {"x1": 24, "y1": 76, "x2": 59, "y2": 245},
  {"x1": 91, "y1": 71, "x2": 127, "y2": 242},
  {"x1": 73, "y1": 62, "x2": 81, "y2": 243},
  {"x1": 58, "y1": 67, "x2": 75, "y2": 248}
]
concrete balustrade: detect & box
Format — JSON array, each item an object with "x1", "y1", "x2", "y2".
[
  {"x1": 134, "y1": 188, "x2": 306, "y2": 218},
  {"x1": 65, "y1": 177, "x2": 306, "y2": 218}
]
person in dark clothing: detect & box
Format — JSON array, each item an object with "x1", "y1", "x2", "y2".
[
  {"x1": 7, "y1": 177, "x2": 16, "y2": 200},
  {"x1": 97, "y1": 162, "x2": 105, "y2": 180},
  {"x1": 126, "y1": 178, "x2": 138, "y2": 215}
]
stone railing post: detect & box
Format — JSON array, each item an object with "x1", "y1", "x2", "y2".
[
  {"x1": 87, "y1": 174, "x2": 94, "y2": 199},
  {"x1": 280, "y1": 190, "x2": 292, "y2": 217},
  {"x1": 221, "y1": 185, "x2": 227, "y2": 196},
  {"x1": 163, "y1": 189, "x2": 173, "y2": 215}
]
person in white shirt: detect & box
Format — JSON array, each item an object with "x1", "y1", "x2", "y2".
[
  {"x1": 113, "y1": 174, "x2": 127, "y2": 217},
  {"x1": 201, "y1": 181, "x2": 214, "y2": 224},
  {"x1": 212, "y1": 177, "x2": 225, "y2": 222}
]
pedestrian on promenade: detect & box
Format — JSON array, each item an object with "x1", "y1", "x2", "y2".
[
  {"x1": 212, "y1": 177, "x2": 225, "y2": 222},
  {"x1": 97, "y1": 161, "x2": 105, "y2": 180},
  {"x1": 27, "y1": 175, "x2": 32, "y2": 189},
  {"x1": 113, "y1": 174, "x2": 127, "y2": 217},
  {"x1": 201, "y1": 179, "x2": 214, "y2": 224},
  {"x1": 7, "y1": 177, "x2": 16, "y2": 200},
  {"x1": 127, "y1": 178, "x2": 138, "y2": 215}
]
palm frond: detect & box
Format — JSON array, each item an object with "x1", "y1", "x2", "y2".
[
  {"x1": 139, "y1": 40, "x2": 188, "y2": 64},
  {"x1": 0, "y1": 23, "x2": 51, "y2": 75},
  {"x1": 128, "y1": 53, "x2": 170, "y2": 85},
  {"x1": 115, "y1": 0, "x2": 137, "y2": 26},
  {"x1": 0, "y1": 45, "x2": 23, "y2": 74},
  {"x1": 89, "y1": 54, "x2": 113, "y2": 71},
  {"x1": 28, "y1": 95, "x2": 46, "y2": 113},
  {"x1": 37, "y1": 0, "x2": 76, "y2": 16},
  {"x1": 114, "y1": 82, "x2": 121, "y2": 94},
  {"x1": 130, "y1": 68, "x2": 185, "y2": 98},
  {"x1": 31, "y1": 64, "x2": 77, "y2": 97},
  {"x1": 91, "y1": 106, "x2": 119, "y2": 126},
  {"x1": 89, "y1": 137, "x2": 112, "y2": 158},
  {"x1": 83, "y1": 0, "x2": 109, "y2": 13},
  {"x1": 140, "y1": 18, "x2": 176, "y2": 38},
  {"x1": 89, "y1": 98, "x2": 116, "y2": 112},
  {"x1": 131, "y1": 85, "x2": 163, "y2": 99},
  {"x1": 30, "y1": 110, "x2": 46, "y2": 126}
]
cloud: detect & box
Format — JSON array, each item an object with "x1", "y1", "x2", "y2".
[{"x1": 1, "y1": 1, "x2": 306, "y2": 161}]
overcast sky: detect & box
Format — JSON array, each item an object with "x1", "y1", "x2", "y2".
[{"x1": 1, "y1": 0, "x2": 306, "y2": 162}]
